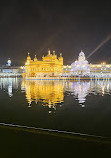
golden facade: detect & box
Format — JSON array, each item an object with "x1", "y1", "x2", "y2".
[
  {"x1": 23, "y1": 50, "x2": 63, "y2": 77},
  {"x1": 22, "y1": 80, "x2": 64, "y2": 110}
]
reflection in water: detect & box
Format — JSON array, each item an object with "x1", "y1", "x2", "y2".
[
  {"x1": 0, "y1": 78, "x2": 19, "y2": 97},
  {"x1": 64, "y1": 80, "x2": 111, "y2": 107},
  {"x1": 1, "y1": 78, "x2": 111, "y2": 110},
  {"x1": 21, "y1": 80, "x2": 64, "y2": 112},
  {"x1": 64, "y1": 81, "x2": 90, "y2": 107},
  {"x1": 8, "y1": 81, "x2": 13, "y2": 97}
]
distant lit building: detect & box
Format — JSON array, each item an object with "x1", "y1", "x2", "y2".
[
  {"x1": 0, "y1": 66, "x2": 25, "y2": 77},
  {"x1": 90, "y1": 63, "x2": 111, "y2": 77},
  {"x1": 6, "y1": 58, "x2": 11, "y2": 67},
  {"x1": 0, "y1": 58, "x2": 25, "y2": 77}
]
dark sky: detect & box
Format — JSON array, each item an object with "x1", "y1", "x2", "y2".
[{"x1": 0, "y1": 0, "x2": 111, "y2": 65}]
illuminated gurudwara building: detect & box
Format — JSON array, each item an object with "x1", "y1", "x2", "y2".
[
  {"x1": 71, "y1": 50, "x2": 90, "y2": 76},
  {"x1": 63, "y1": 50, "x2": 111, "y2": 77},
  {"x1": 23, "y1": 50, "x2": 63, "y2": 77}
]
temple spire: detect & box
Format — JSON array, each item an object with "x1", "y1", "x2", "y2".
[
  {"x1": 34, "y1": 55, "x2": 37, "y2": 61},
  {"x1": 53, "y1": 50, "x2": 55, "y2": 55},
  {"x1": 60, "y1": 53, "x2": 62, "y2": 57},
  {"x1": 48, "y1": 49, "x2": 50, "y2": 55},
  {"x1": 27, "y1": 52, "x2": 31, "y2": 60}
]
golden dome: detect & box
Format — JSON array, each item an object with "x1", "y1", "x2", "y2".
[
  {"x1": 27, "y1": 52, "x2": 31, "y2": 60},
  {"x1": 34, "y1": 55, "x2": 37, "y2": 62}
]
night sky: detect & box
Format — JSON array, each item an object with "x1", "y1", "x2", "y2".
[{"x1": 0, "y1": 0, "x2": 111, "y2": 66}]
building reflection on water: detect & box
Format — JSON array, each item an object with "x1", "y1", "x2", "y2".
[
  {"x1": 21, "y1": 80, "x2": 64, "y2": 112},
  {"x1": 1, "y1": 78, "x2": 111, "y2": 111},
  {"x1": 64, "y1": 80, "x2": 111, "y2": 107},
  {"x1": 0, "y1": 78, "x2": 19, "y2": 97},
  {"x1": 63, "y1": 81, "x2": 90, "y2": 107}
]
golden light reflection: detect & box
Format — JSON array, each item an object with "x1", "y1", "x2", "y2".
[
  {"x1": 102, "y1": 85, "x2": 105, "y2": 95},
  {"x1": 22, "y1": 80, "x2": 64, "y2": 110}
]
